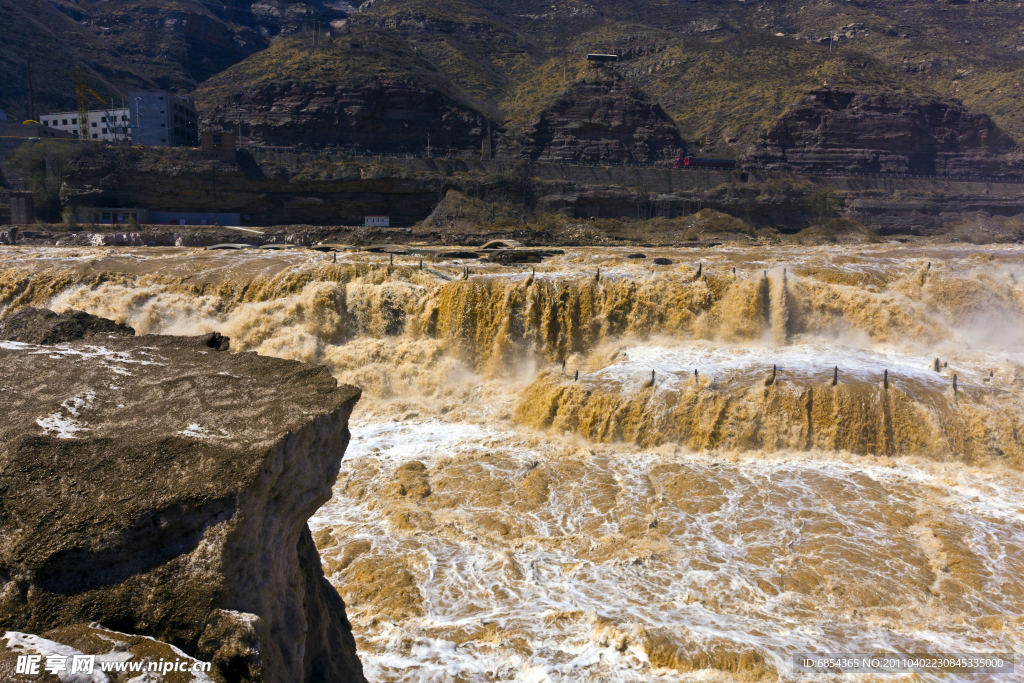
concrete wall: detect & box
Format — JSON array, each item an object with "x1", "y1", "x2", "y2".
[{"x1": 150, "y1": 211, "x2": 241, "y2": 225}]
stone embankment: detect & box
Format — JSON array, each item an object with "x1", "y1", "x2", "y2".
[{"x1": 0, "y1": 309, "x2": 365, "y2": 683}]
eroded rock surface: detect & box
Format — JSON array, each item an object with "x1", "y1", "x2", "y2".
[
  {"x1": 522, "y1": 74, "x2": 688, "y2": 165},
  {"x1": 203, "y1": 79, "x2": 492, "y2": 153},
  {"x1": 753, "y1": 88, "x2": 1022, "y2": 176},
  {"x1": 0, "y1": 327, "x2": 364, "y2": 683},
  {"x1": 0, "y1": 307, "x2": 135, "y2": 344}
]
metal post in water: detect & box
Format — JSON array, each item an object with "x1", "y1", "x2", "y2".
[
  {"x1": 772, "y1": 364, "x2": 777, "y2": 384},
  {"x1": 934, "y1": 358, "x2": 940, "y2": 372},
  {"x1": 574, "y1": 370, "x2": 579, "y2": 382},
  {"x1": 333, "y1": 251, "x2": 337, "y2": 263},
  {"x1": 696, "y1": 263, "x2": 702, "y2": 278},
  {"x1": 694, "y1": 368, "x2": 698, "y2": 379},
  {"x1": 833, "y1": 366, "x2": 838, "y2": 386},
  {"x1": 420, "y1": 258, "x2": 423, "y2": 270},
  {"x1": 883, "y1": 369, "x2": 888, "y2": 390},
  {"x1": 651, "y1": 369, "x2": 655, "y2": 387},
  {"x1": 953, "y1": 374, "x2": 958, "y2": 395},
  {"x1": 927, "y1": 262, "x2": 931, "y2": 271},
  {"x1": 390, "y1": 253, "x2": 394, "y2": 265},
  {"x1": 596, "y1": 267, "x2": 600, "y2": 282}
]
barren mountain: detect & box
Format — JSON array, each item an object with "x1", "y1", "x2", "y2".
[{"x1": 5, "y1": 0, "x2": 1024, "y2": 164}]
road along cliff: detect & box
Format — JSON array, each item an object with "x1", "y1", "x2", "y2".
[{"x1": 0, "y1": 313, "x2": 365, "y2": 683}]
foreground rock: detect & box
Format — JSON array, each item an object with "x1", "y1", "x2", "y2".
[
  {"x1": 0, "y1": 307, "x2": 135, "y2": 344},
  {"x1": 0, "y1": 321, "x2": 365, "y2": 683},
  {"x1": 753, "y1": 89, "x2": 1022, "y2": 177}
]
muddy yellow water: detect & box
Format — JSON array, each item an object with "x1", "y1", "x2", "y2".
[{"x1": 2, "y1": 243, "x2": 1022, "y2": 681}]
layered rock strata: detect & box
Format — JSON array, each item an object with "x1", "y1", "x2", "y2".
[
  {"x1": 203, "y1": 79, "x2": 493, "y2": 154},
  {"x1": 0, "y1": 318, "x2": 365, "y2": 683},
  {"x1": 522, "y1": 74, "x2": 688, "y2": 165},
  {"x1": 753, "y1": 89, "x2": 1022, "y2": 176}
]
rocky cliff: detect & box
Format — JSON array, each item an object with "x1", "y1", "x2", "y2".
[
  {"x1": 60, "y1": 146, "x2": 440, "y2": 227},
  {"x1": 194, "y1": 31, "x2": 495, "y2": 154},
  {"x1": 522, "y1": 74, "x2": 687, "y2": 165},
  {"x1": 0, "y1": 311, "x2": 365, "y2": 683},
  {"x1": 752, "y1": 89, "x2": 1022, "y2": 176},
  {"x1": 204, "y1": 78, "x2": 491, "y2": 153}
]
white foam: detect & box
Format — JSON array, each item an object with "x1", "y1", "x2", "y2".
[{"x1": 314, "y1": 420, "x2": 1024, "y2": 682}]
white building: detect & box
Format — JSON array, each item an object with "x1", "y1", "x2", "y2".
[
  {"x1": 41, "y1": 109, "x2": 130, "y2": 141},
  {"x1": 38, "y1": 90, "x2": 198, "y2": 146}
]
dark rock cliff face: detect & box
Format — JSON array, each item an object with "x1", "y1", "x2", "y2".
[
  {"x1": 522, "y1": 74, "x2": 687, "y2": 165},
  {"x1": 0, "y1": 321, "x2": 365, "y2": 683},
  {"x1": 203, "y1": 78, "x2": 492, "y2": 153},
  {"x1": 0, "y1": 307, "x2": 135, "y2": 344},
  {"x1": 60, "y1": 147, "x2": 440, "y2": 227},
  {"x1": 752, "y1": 89, "x2": 1022, "y2": 176}
]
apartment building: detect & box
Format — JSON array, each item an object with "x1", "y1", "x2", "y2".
[
  {"x1": 41, "y1": 109, "x2": 130, "y2": 141},
  {"x1": 129, "y1": 91, "x2": 199, "y2": 147},
  {"x1": 38, "y1": 90, "x2": 199, "y2": 146}
]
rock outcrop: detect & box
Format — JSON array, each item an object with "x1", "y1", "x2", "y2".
[
  {"x1": 752, "y1": 89, "x2": 1022, "y2": 176},
  {"x1": 522, "y1": 74, "x2": 687, "y2": 165},
  {"x1": 0, "y1": 319, "x2": 365, "y2": 683},
  {"x1": 0, "y1": 307, "x2": 135, "y2": 344},
  {"x1": 203, "y1": 78, "x2": 493, "y2": 154}
]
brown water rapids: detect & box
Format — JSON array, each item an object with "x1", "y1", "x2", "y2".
[{"x1": 2, "y1": 244, "x2": 1023, "y2": 681}]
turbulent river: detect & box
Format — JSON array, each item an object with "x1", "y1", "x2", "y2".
[{"x1": 2, "y1": 243, "x2": 1023, "y2": 682}]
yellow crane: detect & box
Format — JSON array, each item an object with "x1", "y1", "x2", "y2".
[{"x1": 72, "y1": 66, "x2": 116, "y2": 140}]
